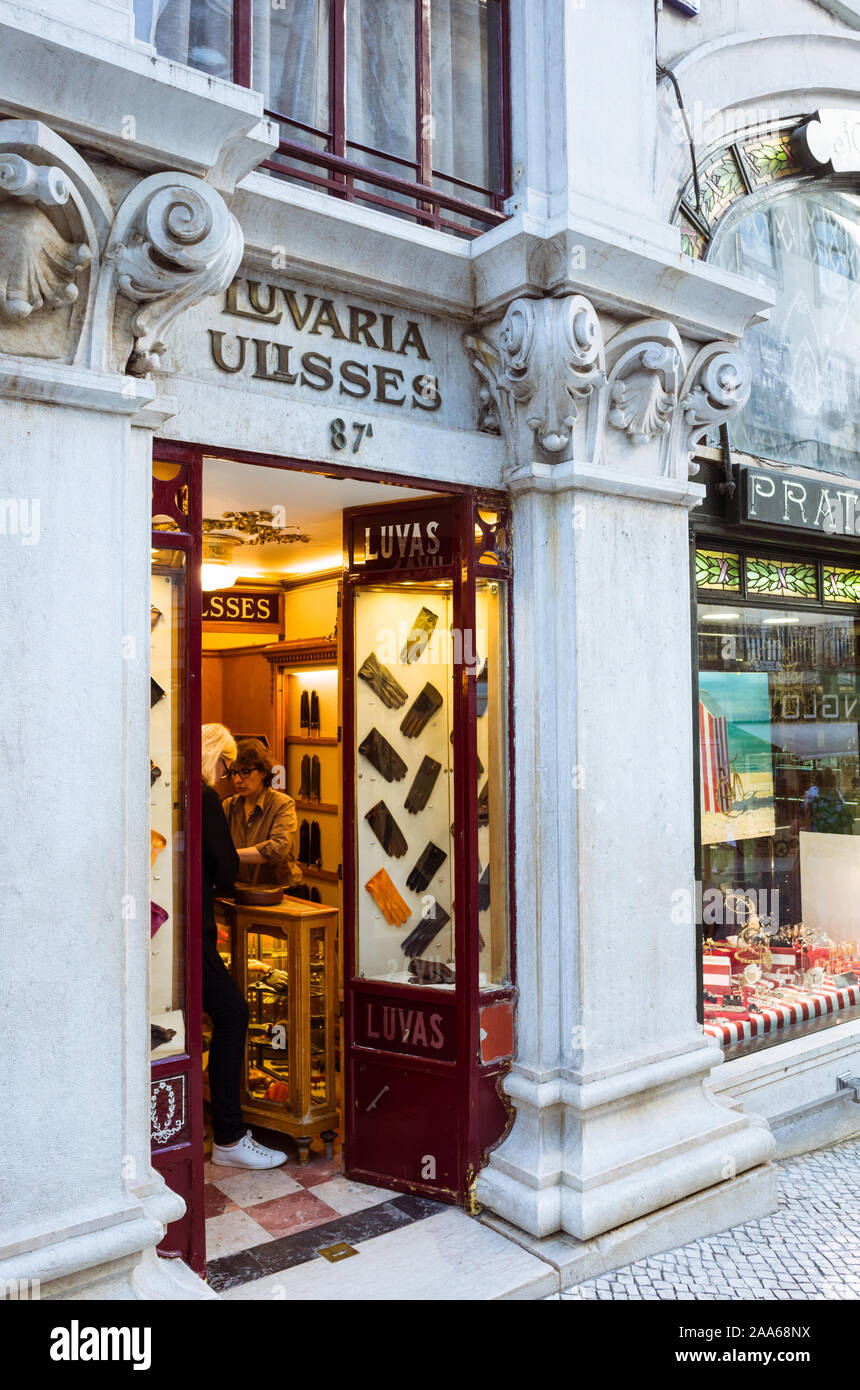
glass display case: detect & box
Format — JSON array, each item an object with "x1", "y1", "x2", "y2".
[
  {"x1": 150, "y1": 547, "x2": 188, "y2": 1061},
  {"x1": 215, "y1": 897, "x2": 339, "y2": 1163}
]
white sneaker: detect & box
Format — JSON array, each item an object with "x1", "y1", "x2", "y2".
[{"x1": 212, "y1": 1130, "x2": 287, "y2": 1170}]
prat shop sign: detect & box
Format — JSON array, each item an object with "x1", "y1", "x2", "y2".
[
  {"x1": 741, "y1": 466, "x2": 860, "y2": 538},
  {"x1": 355, "y1": 992, "x2": 456, "y2": 1062},
  {"x1": 202, "y1": 589, "x2": 282, "y2": 624},
  {"x1": 351, "y1": 507, "x2": 454, "y2": 572},
  {"x1": 208, "y1": 277, "x2": 443, "y2": 414}
]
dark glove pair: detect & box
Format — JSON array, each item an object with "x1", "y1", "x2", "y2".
[
  {"x1": 401, "y1": 901, "x2": 450, "y2": 957},
  {"x1": 401, "y1": 683, "x2": 443, "y2": 737},
  {"x1": 298, "y1": 754, "x2": 321, "y2": 801},
  {"x1": 365, "y1": 801, "x2": 408, "y2": 858},
  {"x1": 405, "y1": 756, "x2": 442, "y2": 813},
  {"x1": 358, "y1": 651, "x2": 408, "y2": 709},
  {"x1": 359, "y1": 727, "x2": 407, "y2": 782},
  {"x1": 406, "y1": 842, "x2": 447, "y2": 893},
  {"x1": 300, "y1": 690, "x2": 320, "y2": 732},
  {"x1": 299, "y1": 819, "x2": 322, "y2": 867}
]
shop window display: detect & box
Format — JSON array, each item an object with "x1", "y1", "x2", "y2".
[
  {"x1": 697, "y1": 568, "x2": 860, "y2": 1048},
  {"x1": 352, "y1": 576, "x2": 509, "y2": 990},
  {"x1": 150, "y1": 548, "x2": 188, "y2": 1060}
]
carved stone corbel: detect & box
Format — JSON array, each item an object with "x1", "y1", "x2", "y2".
[
  {"x1": 675, "y1": 342, "x2": 751, "y2": 477},
  {"x1": 465, "y1": 294, "x2": 605, "y2": 467},
  {"x1": 93, "y1": 172, "x2": 243, "y2": 375}
]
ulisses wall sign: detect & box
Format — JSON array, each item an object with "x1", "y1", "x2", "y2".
[{"x1": 207, "y1": 277, "x2": 443, "y2": 412}]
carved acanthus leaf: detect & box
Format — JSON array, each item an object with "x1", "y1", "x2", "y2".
[
  {"x1": 105, "y1": 174, "x2": 243, "y2": 374},
  {"x1": 0, "y1": 152, "x2": 91, "y2": 323},
  {"x1": 0, "y1": 204, "x2": 90, "y2": 323},
  {"x1": 608, "y1": 343, "x2": 682, "y2": 445}
]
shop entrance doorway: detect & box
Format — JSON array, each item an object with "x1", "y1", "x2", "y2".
[{"x1": 150, "y1": 446, "x2": 515, "y2": 1271}]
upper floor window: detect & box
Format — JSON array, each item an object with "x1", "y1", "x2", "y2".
[
  {"x1": 135, "y1": 0, "x2": 510, "y2": 238},
  {"x1": 709, "y1": 185, "x2": 860, "y2": 479}
]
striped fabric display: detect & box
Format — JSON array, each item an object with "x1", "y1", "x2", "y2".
[
  {"x1": 699, "y1": 701, "x2": 731, "y2": 815},
  {"x1": 703, "y1": 981, "x2": 860, "y2": 1045},
  {"x1": 703, "y1": 953, "x2": 732, "y2": 994},
  {"x1": 769, "y1": 947, "x2": 797, "y2": 971}
]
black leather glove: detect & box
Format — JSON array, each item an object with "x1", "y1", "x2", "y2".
[
  {"x1": 478, "y1": 863, "x2": 490, "y2": 911},
  {"x1": 357, "y1": 651, "x2": 408, "y2": 709},
  {"x1": 475, "y1": 661, "x2": 489, "y2": 716},
  {"x1": 151, "y1": 677, "x2": 166, "y2": 708},
  {"x1": 408, "y1": 958, "x2": 455, "y2": 984},
  {"x1": 401, "y1": 606, "x2": 439, "y2": 664},
  {"x1": 406, "y1": 842, "x2": 447, "y2": 893},
  {"x1": 477, "y1": 780, "x2": 489, "y2": 826},
  {"x1": 405, "y1": 756, "x2": 442, "y2": 813},
  {"x1": 401, "y1": 683, "x2": 444, "y2": 737},
  {"x1": 150, "y1": 760, "x2": 162, "y2": 787},
  {"x1": 365, "y1": 801, "x2": 408, "y2": 858},
  {"x1": 401, "y1": 901, "x2": 451, "y2": 957},
  {"x1": 310, "y1": 819, "x2": 322, "y2": 867},
  {"x1": 310, "y1": 754, "x2": 321, "y2": 802},
  {"x1": 359, "y1": 727, "x2": 408, "y2": 782},
  {"x1": 300, "y1": 690, "x2": 310, "y2": 730},
  {"x1": 299, "y1": 819, "x2": 310, "y2": 864},
  {"x1": 299, "y1": 754, "x2": 310, "y2": 800},
  {"x1": 310, "y1": 689, "x2": 320, "y2": 733}
]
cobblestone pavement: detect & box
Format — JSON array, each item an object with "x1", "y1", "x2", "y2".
[{"x1": 557, "y1": 1138, "x2": 860, "y2": 1300}]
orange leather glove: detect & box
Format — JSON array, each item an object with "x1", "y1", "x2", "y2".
[
  {"x1": 365, "y1": 868, "x2": 410, "y2": 927},
  {"x1": 151, "y1": 829, "x2": 167, "y2": 867}
]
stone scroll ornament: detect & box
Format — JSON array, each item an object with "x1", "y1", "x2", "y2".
[
  {"x1": 674, "y1": 342, "x2": 752, "y2": 476},
  {"x1": 100, "y1": 173, "x2": 244, "y2": 375},
  {"x1": 0, "y1": 120, "x2": 243, "y2": 374},
  {"x1": 465, "y1": 294, "x2": 606, "y2": 463},
  {"x1": 0, "y1": 152, "x2": 91, "y2": 323}
]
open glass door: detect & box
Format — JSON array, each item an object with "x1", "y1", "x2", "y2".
[
  {"x1": 151, "y1": 453, "x2": 205, "y2": 1272},
  {"x1": 342, "y1": 495, "x2": 515, "y2": 1205}
]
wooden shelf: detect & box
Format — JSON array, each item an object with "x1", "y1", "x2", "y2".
[
  {"x1": 294, "y1": 799, "x2": 339, "y2": 815},
  {"x1": 286, "y1": 734, "x2": 339, "y2": 747},
  {"x1": 299, "y1": 866, "x2": 340, "y2": 883}
]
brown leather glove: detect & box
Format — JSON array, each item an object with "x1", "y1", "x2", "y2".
[{"x1": 365, "y1": 868, "x2": 411, "y2": 927}]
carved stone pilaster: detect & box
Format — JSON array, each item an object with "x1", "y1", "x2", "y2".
[
  {"x1": 0, "y1": 119, "x2": 243, "y2": 376},
  {"x1": 466, "y1": 301, "x2": 752, "y2": 485}
]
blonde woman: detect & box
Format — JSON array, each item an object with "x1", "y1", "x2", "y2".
[{"x1": 200, "y1": 723, "x2": 286, "y2": 1170}]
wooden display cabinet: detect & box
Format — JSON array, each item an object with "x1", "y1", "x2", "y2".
[{"x1": 215, "y1": 896, "x2": 339, "y2": 1163}]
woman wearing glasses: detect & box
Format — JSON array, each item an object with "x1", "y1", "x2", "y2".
[
  {"x1": 200, "y1": 724, "x2": 286, "y2": 1169},
  {"x1": 223, "y1": 739, "x2": 303, "y2": 891}
]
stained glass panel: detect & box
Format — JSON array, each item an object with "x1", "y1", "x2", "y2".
[
  {"x1": 696, "y1": 550, "x2": 741, "y2": 592},
  {"x1": 824, "y1": 567, "x2": 860, "y2": 604},
  {"x1": 745, "y1": 557, "x2": 817, "y2": 599}
]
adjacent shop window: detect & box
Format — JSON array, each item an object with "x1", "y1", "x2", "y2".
[
  {"x1": 696, "y1": 548, "x2": 860, "y2": 1050},
  {"x1": 134, "y1": 0, "x2": 510, "y2": 238},
  {"x1": 709, "y1": 185, "x2": 860, "y2": 477}
]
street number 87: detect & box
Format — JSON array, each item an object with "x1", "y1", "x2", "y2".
[{"x1": 331, "y1": 419, "x2": 374, "y2": 453}]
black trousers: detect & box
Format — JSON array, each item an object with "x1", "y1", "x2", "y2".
[{"x1": 202, "y1": 935, "x2": 249, "y2": 1146}]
